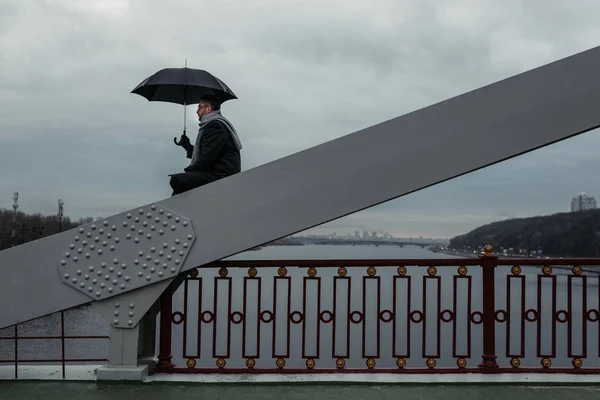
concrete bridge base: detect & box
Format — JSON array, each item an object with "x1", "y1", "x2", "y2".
[{"x1": 96, "y1": 365, "x2": 149, "y2": 382}]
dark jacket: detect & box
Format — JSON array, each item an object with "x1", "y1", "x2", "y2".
[{"x1": 183, "y1": 120, "x2": 241, "y2": 178}]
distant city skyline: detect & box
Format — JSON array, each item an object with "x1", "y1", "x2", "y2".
[{"x1": 300, "y1": 189, "x2": 600, "y2": 239}]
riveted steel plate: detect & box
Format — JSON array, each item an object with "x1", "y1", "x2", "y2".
[
  {"x1": 57, "y1": 203, "x2": 195, "y2": 300},
  {"x1": 92, "y1": 278, "x2": 172, "y2": 328}
]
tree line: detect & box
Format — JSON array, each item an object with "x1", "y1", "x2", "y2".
[
  {"x1": 0, "y1": 208, "x2": 92, "y2": 250},
  {"x1": 449, "y1": 209, "x2": 600, "y2": 257},
  {"x1": 0, "y1": 208, "x2": 297, "y2": 251}
]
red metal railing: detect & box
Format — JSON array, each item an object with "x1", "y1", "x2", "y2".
[
  {"x1": 0, "y1": 307, "x2": 109, "y2": 379},
  {"x1": 155, "y1": 246, "x2": 600, "y2": 374}
]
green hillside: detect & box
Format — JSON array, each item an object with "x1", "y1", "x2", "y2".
[{"x1": 449, "y1": 209, "x2": 600, "y2": 257}]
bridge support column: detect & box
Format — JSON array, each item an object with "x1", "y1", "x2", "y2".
[
  {"x1": 96, "y1": 324, "x2": 150, "y2": 381},
  {"x1": 92, "y1": 279, "x2": 174, "y2": 381}
]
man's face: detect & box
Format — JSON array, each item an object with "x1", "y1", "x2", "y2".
[{"x1": 196, "y1": 101, "x2": 211, "y2": 119}]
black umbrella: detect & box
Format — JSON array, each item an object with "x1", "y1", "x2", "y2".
[{"x1": 131, "y1": 63, "x2": 237, "y2": 145}]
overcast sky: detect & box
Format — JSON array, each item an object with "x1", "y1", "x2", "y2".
[{"x1": 1, "y1": 0, "x2": 600, "y2": 239}]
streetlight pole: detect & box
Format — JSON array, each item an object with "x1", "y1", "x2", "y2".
[
  {"x1": 58, "y1": 198, "x2": 64, "y2": 233},
  {"x1": 11, "y1": 192, "x2": 18, "y2": 247}
]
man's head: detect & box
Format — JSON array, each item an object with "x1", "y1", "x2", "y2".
[{"x1": 196, "y1": 95, "x2": 221, "y2": 119}]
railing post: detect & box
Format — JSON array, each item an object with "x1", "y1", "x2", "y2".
[
  {"x1": 156, "y1": 282, "x2": 174, "y2": 372},
  {"x1": 479, "y1": 244, "x2": 499, "y2": 372}
]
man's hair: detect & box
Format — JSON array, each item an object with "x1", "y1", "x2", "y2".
[{"x1": 200, "y1": 94, "x2": 221, "y2": 111}]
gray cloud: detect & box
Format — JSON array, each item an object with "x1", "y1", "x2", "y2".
[{"x1": 1, "y1": 0, "x2": 600, "y2": 238}]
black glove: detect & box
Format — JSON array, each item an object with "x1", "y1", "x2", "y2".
[
  {"x1": 179, "y1": 133, "x2": 192, "y2": 150},
  {"x1": 174, "y1": 132, "x2": 194, "y2": 157},
  {"x1": 181, "y1": 133, "x2": 191, "y2": 145}
]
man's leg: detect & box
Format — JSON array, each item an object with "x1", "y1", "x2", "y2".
[
  {"x1": 169, "y1": 172, "x2": 215, "y2": 196},
  {"x1": 169, "y1": 176, "x2": 186, "y2": 195}
]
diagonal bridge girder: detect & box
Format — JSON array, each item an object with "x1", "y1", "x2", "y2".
[{"x1": 2, "y1": 45, "x2": 600, "y2": 329}]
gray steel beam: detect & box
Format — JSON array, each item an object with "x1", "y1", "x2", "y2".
[{"x1": 2, "y1": 45, "x2": 600, "y2": 329}]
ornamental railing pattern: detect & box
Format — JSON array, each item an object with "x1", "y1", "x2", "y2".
[{"x1": 155, "y1": 246, "x2": 600, "y2": 373}]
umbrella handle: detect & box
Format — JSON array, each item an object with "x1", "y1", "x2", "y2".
[{"x1": 174, "y1": 130, "x2": 187, "y2": 146}]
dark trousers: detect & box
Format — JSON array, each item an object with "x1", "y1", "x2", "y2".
[{"x1": 169, "y1": 171, "x2": 219, "y2": 196}]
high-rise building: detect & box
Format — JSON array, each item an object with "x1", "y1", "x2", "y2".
[{"x1": 571, "y1": 192, "x2": 597, "y2": 212}]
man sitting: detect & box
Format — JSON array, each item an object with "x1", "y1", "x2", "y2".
[{"x1": 169, "y1": 95, "x2": 242, "y2": 195}]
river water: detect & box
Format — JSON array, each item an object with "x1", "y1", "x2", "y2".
[{"x1": 1, "y1": 245, "x2": 598, "y2": 372}]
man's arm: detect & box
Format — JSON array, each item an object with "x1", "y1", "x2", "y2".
[{"x1": 184, "y1": 121, "x2": 228, "y2": 172}]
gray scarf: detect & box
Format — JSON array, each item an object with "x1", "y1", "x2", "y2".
[{"x1": 190, "y1": 110, "x2": 242, "y2": 165}]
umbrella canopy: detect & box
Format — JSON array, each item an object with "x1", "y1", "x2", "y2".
[
  {"x1": 131, "y1": 66, "x2": 238, "y2": 147},
  {"x1": 131, "y1": 67, "x2": 237, "y2": 105}
]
